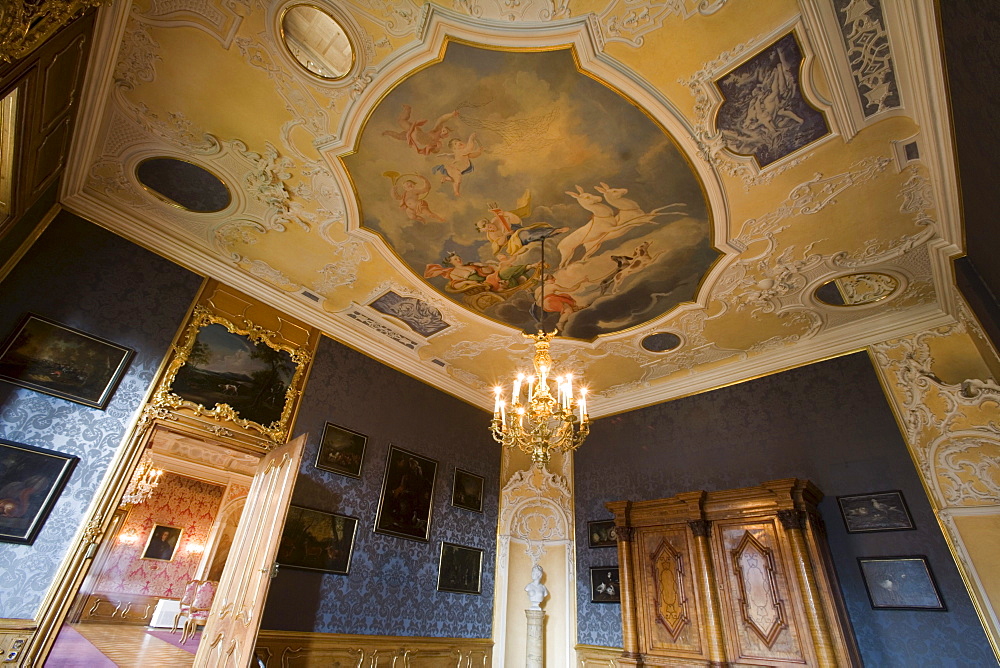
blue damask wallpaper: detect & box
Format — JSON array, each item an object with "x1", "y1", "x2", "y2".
[
  {"x1": 0, "y1": 213, "x2": 202, "y2": 619},
  {"x1": 575, "y1": 353, "x2": 995, "y2": 666},
  {"x1": 260, "y1": 335, "x2": 498, "y2": 638}
]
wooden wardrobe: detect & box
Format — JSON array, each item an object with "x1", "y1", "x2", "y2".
[{"x1": 606, "y1": 479, "x2": 859, "y2": 667}]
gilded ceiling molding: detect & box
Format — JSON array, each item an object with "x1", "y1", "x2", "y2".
[
  {"x1": 452, "y1": 0, "x2": 571, "y2": 23},
  {"x1": 136, "y1": 0, "x2": 246, "y2": 48},
  {"x1": 595, "y1": 0, "x2": 729, "y2": 48},
  {"x1": 0, "y1": 0, "x2": 105, "y2": 63}
]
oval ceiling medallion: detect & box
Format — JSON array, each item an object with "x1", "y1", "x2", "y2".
[
  {"x1": 346, "y1": 43, "x2": 718, "y2": 341},
  {"x1": 814, "y1": 272, "x2": 900, "y2": 307},
  {"x1": 135, "y1": 158, "x2": 231, "y2": 213},
  {"x1": 641, "y1": 332, "x2": 682, "y2": 353},
  {"x1": 281, "y1": 5, "x2": 354, "y2": 80}
]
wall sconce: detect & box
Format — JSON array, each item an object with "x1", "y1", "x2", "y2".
[
  {"x1": 118, "y1": 532, "x2": 138, "y2": 544},
  {"x1": 185, "y1": 543, "x2": 205, "y2": 554}
]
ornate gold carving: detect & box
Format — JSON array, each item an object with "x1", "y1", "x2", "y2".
[
  {"x1": 0, "y1": 0, "x2": 106, "y2": 63},
  {"x1": 150, "y1": 306, "x2": 311, "y2": 443},
  {"x1": 615, "y1": 525, "x2": 635, "y2": 542},
  {"x1": 776, "y1": 509, "x2": 806, "y2": 531},
  {"x1": 731, "y1": 530, "x2": 786, "y2": 648},
  {"x1": 81, "y1": 520, "x2": 104, "y2": 546},
  {"x1": 651, "y1": 539, "x2": 689, "y2": 639}
]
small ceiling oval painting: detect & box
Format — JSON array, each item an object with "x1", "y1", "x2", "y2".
[{"x1": 346, "y1": 43, "x2": 717, "y2": 340}]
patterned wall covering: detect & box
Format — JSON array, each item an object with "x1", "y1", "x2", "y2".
[
  {"x1": 0, "y1": 212, "x2": 202, "y2": 619},
  {"x1": 95, "y1": 472, "x2": 224, "y2": 597},
  {"x1": 260, "y1": 336, "x2": 498, "y2": 638},
  {"x1": 575, "y1": 352, "x2": 996, "y2": 666}
]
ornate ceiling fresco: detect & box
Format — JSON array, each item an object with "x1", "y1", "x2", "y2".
[{"x1": 63, "y1": 0, "x2": 961, "y2": 416}]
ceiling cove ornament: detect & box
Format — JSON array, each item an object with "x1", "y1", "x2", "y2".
[
  {"x1": 452, "y1": 0, "x2": 572, "y2": 23},
  {"x1": 596, "y1": 0, "x2": 730, "y2": 48},
  {"x1": 345, "y1": 40, "x2": 718, "y2": 341},
  {"x1": 830, "y1": 0, "x2": 901, "y2": 118},
  {"x1": 136, "y1": 0, "x2": 246, "y2": 49}
]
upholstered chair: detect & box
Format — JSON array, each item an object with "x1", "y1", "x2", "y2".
[
  {"x1": 181, "y1": 580, "x2": 218, "y2": 644},
  {"x1": 170, "y1": 580, "x2": 200, "y2": 634}
]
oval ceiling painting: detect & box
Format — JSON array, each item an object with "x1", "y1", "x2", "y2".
[{"x1": 346, "y1": 43, "x2": 717, "y2": 340}]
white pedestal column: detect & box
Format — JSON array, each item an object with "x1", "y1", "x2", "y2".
[{"x1": 525, "y1": 608, "x2": 545, "y2": 668}]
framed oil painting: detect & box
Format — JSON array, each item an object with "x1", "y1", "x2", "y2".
[
  {"x1": 451, "y1": 468, "x2": 484, "y2": 513},
  {"x1": 0, "y1": 438, "x2": 79, "y2": 545},
  {"x1": 837, "y1": 490, "x2": 915, "y2": 533},
  {"x1": 141, "y1": 524, "x2": 183, "y2": 561},
  {"x1": 437, "y1": 542, "x2": 483, "y2": 595},
  {"x1": 277, "y1": 506, "x2": 358, "y2": 575},
  {"x1": 590, "y1": 567, "x2": 621, "y2": 603},
  {"x1": 858, "y1": 556, "x2": 945, "y2": 611},
  {"x1": 588, "y1": 520, "x2": 618, "y2": 548},
  {"x1": 0, "y1": 314, "x2": 134, "y2": 409},
  {"x1": 374, "y1": 445, "x2": 438, "y2": 542},
  {"x1": 315, "y1": 422, "x2": 367, "y2": 478},
  {"x1": 157, "y1": 307, "x2": 310, "y2": 441}
]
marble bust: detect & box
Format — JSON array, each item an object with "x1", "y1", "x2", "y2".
[{"x1": 524, "y1": 564, "x2": 548, "y2": 610}]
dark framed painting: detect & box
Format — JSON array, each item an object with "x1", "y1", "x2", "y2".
[
  {"x1": 451, "y1": 468, "x2": 484, "y2": 513},
  {"x1": 837, "y1": 490, "x2": 915, "y2": 533},
  {"x1": 315, "y1": 422, "x2": 367, "y2": 478},
  {"x1": 0, "y1": 314, "x2": 134, "y2": 409},
  {"x1": 141, "y1": 524, "x2": 183, "y2": 561},
  {"x1": 374, "y1": 445, "x2": 438, "y2": 542},
  {"x1": 437, "y1": 542, "x2": 483, "y2": 595},
  {"x1": 277, "y1": 506, "x2": 358, "y2": 575},
  {"x1": 0, "y1": 438, "x2": 79, "y2": 545},
  {"x1": 858, "y1": 556, "x2": 945, "y2": 611},
  {"x1": 588, "y1": 520, "x2": 618, "y2": 548},
  {"x1": 590, "y1": 566, "x2": 621, "y2": 603}
]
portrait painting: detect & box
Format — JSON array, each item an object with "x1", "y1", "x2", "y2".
[
  {"x1": 141, "y1": 524, "x2": 182, "y2": 561},
  {"x1": 590, "y1": 566, "x2": 621, "y2": 603},
  {"x1": 451, "y1": 468, "x2": 484, "y2": 513},
  {"x1": 315, "y1": 422, "x2": 368, "y2": 478},
  {"x1": 715, "y1": 32, "x2": 829, "y2": 167},
  {"x1": 0, "y1": 314, "x2": 134, "y2": 409},
  {"x1": 345, "y1": 42, "x2": 717, "y2": 341},
  {"x1": 374, "y1": 445, "x2": 438, "y2": 542},
  {"x1": 858, "y1": 556, "x2": 945, "y2": 610},
  {"x1": 169, "y1": 322, "x2": 298, "y2": 429},
  {"x1": 437, "y1": 542, "x2": 483, "y2": 595},
  {"x1": 277, "y1": 506, "x2": 358, "y2": 575},
  {"x1": 837, "y1": 490, "x2": 915, "y2": 533},
  {"x1": 588, "y1": 520, "x2": 618, "y2": 548},
  {"x1": 0, "y1": 438, "x2": 79, "y2": 545}
]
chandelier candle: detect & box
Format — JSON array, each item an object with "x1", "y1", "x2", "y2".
[{"x1": 491, "y1": 330, "x2": 591, "y2": 466}]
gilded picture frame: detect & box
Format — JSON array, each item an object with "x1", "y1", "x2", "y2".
[
  {"x1": 374, "y1": 445, "x2": 437, "y2": 542},
  {"x1": 152, "y1": 306, "x2": 311, "y2": 443},
  {"x1": 277, "y1": 506, "x2": 358, "y2": 575},
  {"x1": 0, "y1": 313, "x2": 134, "y2": 409},
  {"x1": 858, "y1": 556, "x2": 946, "y2": 611},
  {"x1": 141, "y1": 524, "x2": 183, "y2": 561},
  {"x1": 0, "y1": 437, "x2": 79, "y2": 545},
  {"x1": 437, "y1": 542, "x2": 483, "y2": 595}
]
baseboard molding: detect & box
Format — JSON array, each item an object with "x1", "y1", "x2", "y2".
[
  {"x1": 576, "y1": 644, "x2": 623, "y2": 667},
  {"x1": 78, "y1": 592, "x2": 159, "y2": 625},
  {"x1": 0, "y1": 619, "x2": 37, "y2": 666},
  {"x1": 255, "y1": 629, "x2": 492, "y2": 667}
]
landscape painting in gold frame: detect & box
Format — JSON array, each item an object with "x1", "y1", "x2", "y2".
[{"x1": 152, "y1": 306, "x2": 310, "y2": 442}]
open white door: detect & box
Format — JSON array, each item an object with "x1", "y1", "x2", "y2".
[{"x1": 193, "y1": 434, "x2": 306, "y2": 667}]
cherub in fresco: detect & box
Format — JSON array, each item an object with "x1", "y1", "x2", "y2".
[
  {"x1": 424, "y1": 252, "x2": 498, "y2": 291},
  {"x1": 432, "y1": 133, "x2": 482, "y2": 196},
  {"x1": 475, "y1": 191, "x2": 569, "y2": 259},
  {"x1": 382, "y1": 105, "x2": 459, "y2": 156},
  {"x1": 385, "y1": 172, "x2": 445, "y2": 223}
]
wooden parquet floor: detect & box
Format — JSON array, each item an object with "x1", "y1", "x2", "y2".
[{"x1": 66, "y1": 623, "x2": 194, "y2": 667}]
